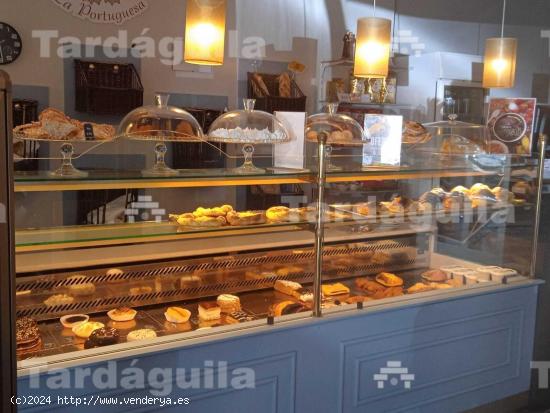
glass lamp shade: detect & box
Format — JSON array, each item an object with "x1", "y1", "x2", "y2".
[
  {"x1": 353, "y1": 17, "x2": 392, "y2": 79},
  {"x1": 306, "y1": 103, "x2": 365, "y2": 146},
  {"x1": 184, "y1": 0, "x2": 226, "y2": 66},
  {"x1": 482, "y1": 37, "x2": 517, "y2": 88},
  {"x1": 118, "y1": 93, "x2": 204, "y2": 142}
]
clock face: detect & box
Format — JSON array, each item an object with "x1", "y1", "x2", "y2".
[{"x1": 0, "y1": 23, "x2": 22, "y2": 65}]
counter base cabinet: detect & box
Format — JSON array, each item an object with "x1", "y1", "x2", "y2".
[{"x1": 17, "y1": 284, "x2": 537, "y2": 413}]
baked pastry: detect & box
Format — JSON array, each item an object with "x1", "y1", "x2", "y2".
[
  {"x1": 16, "y1": 317, "x2": 41, "y2": 354},
  {"x1": 129, "y1": 286, "x2": 153, "y2": 295},
  {"x1": 106, "y1": 268, "x2": 124, "y2": 278},
  {"x1": 491, "y1": 187, "x2": 512, "y2": 203},
  {"x1": 198, "y1": 301, "x2": 221, "y2": 321},
  {"x1": 44, "y1": 294, "x2": 74, "y2": 306},
  {"x1": 355, "y1": 277, "x2": 385, "y2": 293},
  {"x1": 226, "y1": 311, "x2": 256, "y2": 324},
  {"x1": 217, "y1": 294, "x2": 241, "y2": 313},
  {"x1": 372, "y1": 286, "x2": 404, "y2": 299},
  {"x1": 226, "y1": 211, "x2": 266, "y2": 226},
  {"x1": 193, "y1": 216, "x2": 227, "y2": 227},
  {"x1": 272, "y1": 301, "x2": 307, "y2": 316},
  {"x1": 193, "y1": 205, "x2": 233, "y2": 218},
  {"x1": 68, "y1": 281, "x2": 96, "y2": 296},
  {"x1": 293, "y1": 288, "x2": 314, "y2": 302},
  {"x1": 72, "y1": 322, "x2": 105, "y2": 339},
  {"x1": 266, "y1": 206, "x2": 290, "y2": 222},
  {"x1": 375, "y1": 272, "x2": 404, "y2": 287},
  {"x1": 164, "y1": 307, "x2": 192, "y2": 323},
  {"x1": 321, "y1": 283, "x2": 350, "y2": 296},
  {"x1": 127, "y1": 329, "x2": 157, "y2": 342},
  {"x1": 469, "y1": 183, "x2": 491, "y2": 196},
  {"x1": 355, "y1": 202, "x2": 374, "y2": 216},
  {"x1": 428, "y1": 282, "x2": 453, "y2": 290},
  {"x1": 407, "y1": 282, "x2": 435, "y2": 294},
  {"x1": 84, "y1": 327, "x2": 120, "y2": 348},
  {"x1": 172, "y1": 213, "x2": 195, "y2": 226},
  {"x1": 107, "y1": 307, "x2": 137, "y2": 322},
  {"x1": 421, "y1": 269, "x2": 448, "y2": 282},
  {"x1": 451, "y1": 186, "x2": 470, "y2": 196},
  {"x1": 402, "y1": 121, "x2": 432, "y2": 145},
  {"x1": 275, "y1": 265, "x2": 303, "y2": 276},
  {"x1": 274, "y1": 280, "x2": 302, "y2": 296},
  {"x1": 60, "y1": 314, "x2": 89, "y2": 329},
  {"x1": 346, "y1": 296, "x2": 373, "y2": 304}
]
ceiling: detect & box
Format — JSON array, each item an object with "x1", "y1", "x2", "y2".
[{"x1": 351, "y1": 0, "x2": 550, "y2": 27}]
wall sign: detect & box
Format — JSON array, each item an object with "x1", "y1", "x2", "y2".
[{"x1": 51, "y1": 0, "x2": 148, "y2": 25}]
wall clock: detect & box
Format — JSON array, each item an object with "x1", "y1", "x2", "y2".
[{"x1": 0, "y1": 23, "x2": 22, "y2": 65}]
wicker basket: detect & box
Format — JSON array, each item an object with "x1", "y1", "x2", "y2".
[
  {"x1": 247, "y1": 72, "x2": 306, "y2": 113},
  {"x1": 75, "y1": 60, "x2": 144, "y2": 115}
]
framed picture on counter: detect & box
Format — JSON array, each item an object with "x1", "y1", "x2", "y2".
[{"x1": 487, "y1": 98, "x2": 537, "y2": 156}]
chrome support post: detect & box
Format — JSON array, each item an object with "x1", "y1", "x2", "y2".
[
  {"x1": 530, "y1": 133, "x2": 547, "y2": 277},
  {"x1": 313, "y1": 132, "x2": 328, "y2": 317}
]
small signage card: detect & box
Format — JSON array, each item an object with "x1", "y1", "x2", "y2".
[
  {"x1": 273, "y1": 112, "x2": 306, "y2": 170},
  {"x1": 362, "y1": 114, "x2": 403, "y2": 168},
  {"x1": 487, "y1": 98, "x2": 537, "y2": 156},
  {"x1": 83, "y1": 123, "x2": 95, "y2": 140}
]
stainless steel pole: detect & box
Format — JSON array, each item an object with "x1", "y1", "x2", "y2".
[
  {"x1": 313, "y1": 132, "x2": 328, "y2": 317},
  {"x1": 530, "y1": 133, "x2": 547, "y2": 277}
]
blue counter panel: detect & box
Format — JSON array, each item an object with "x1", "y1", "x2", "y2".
[{"x1": 17, "y1": 284, "x2": 538, "y2": 413}]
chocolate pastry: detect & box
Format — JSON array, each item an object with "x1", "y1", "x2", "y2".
[
  {"x1": 16, "y1": 317, "x2": 40, "y2": 344},
  {"x1": 227, "y1": 311, "x2": 256, "y2": 323},
  {"x1": 84, "y1": 327, "x2": 120, "y2": 349}
]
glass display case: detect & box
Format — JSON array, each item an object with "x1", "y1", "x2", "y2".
[{"x1": 10, "y1": 112, "x2": 545, "y2": 373}]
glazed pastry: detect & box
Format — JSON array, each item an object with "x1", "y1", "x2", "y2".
[
  {"x1": 107, "y1": 307, "x2": 137, "y2": 322},
  {"x1": 164, "y1": 307, "x2": 192, "y2": 323},
  {"x1": 84, "y1": 327, "x2": 120, "y2": 348},
  {"x1": 72, "y1": 322, "x2": 105, "y2": 339},
  {"x1": 421, "y1": 269, "x2": 448, "y2": 282},
  {"x1": 266, "y1": 206, "x2": 290, "y2": 222},
  {"x1": 193, "y1": 205, "x2": 233, "y2": 218},
  {"x1": 469, "y1": 183, "x2": 491, "y2": 196},
  {"x1": 171, "y1": 213, "x2": 195, "y2": 226},
  {"x1": 407, "y1": 283, "x2": 435, "y2": 294},
  {"x1": 198, "y1": 301, "x2": 221, "y2": 321},
  {"x1": 450, "y1": 185, "x2": 470, "y2": 196},
  {"x1": 217, "y1": 294, "x2": 241, "y2": 314},
  {"x1": 226, "y1": 211, "x2": 267, "y2": 226},
  {"x1": 402, "y1": 121, "x2": 431, "y2": 144},
  {"x1": 274, "y1": 280, "x2": 302, "y2": 296},
  {"x1": 321, "y1": 283, "x2": 350, "y2": 296},
  {"x1": 60, "y1": 314, "x2": 89, "y2": 329},
  {"x1": 44, "y1": 294, "x2": 74, "y2": 306},
  {"x1": 375, "y1": 272, "x2": 404, "y2": 287},
  {"x1": 428, "y1": 282, "x2": 453, "y2": 290},
  {"x1": 127, "y1": 329, "x2": 157, "y2": 342},
  {"x1": 192, "y1": 216, "x2": 227, "y2": 227}
]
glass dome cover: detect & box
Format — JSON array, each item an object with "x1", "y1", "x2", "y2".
[
  {"x1": 306, "y1": 103, "x2": 364, "y2": 145},
  {"x1": 118, "y1": 93, "x2": 204, "y2": 142},
  {"x1": 422, "y1": 114, "x2": 488, "y2": 156},
  {"x1": 207, "y1": 99, "x2": 290, "y2": 143}
]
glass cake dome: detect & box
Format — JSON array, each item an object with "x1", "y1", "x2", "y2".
[
  {"x1": 207, "y1": 99, "x2": 291, "y2": 174},
  {"x1": 306, "y1": 103, "x2": 365, "y2": 171},
  {"x1": 306, "y1": 103, "x2": 364, "y2": 146},
  {"x1": 118, "y1": 93, "x2": 205, "y2": 177}
]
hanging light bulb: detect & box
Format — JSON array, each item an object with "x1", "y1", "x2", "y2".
[
  {"x1": 353, "y1": 0, "x2": 392, "y2": 78},
  {"x1": 184, "y1": 0, "x2": 226, "y2": 66},
  {"x1": 482, "y1": 0, "x2": 517, "y2": 88}
]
